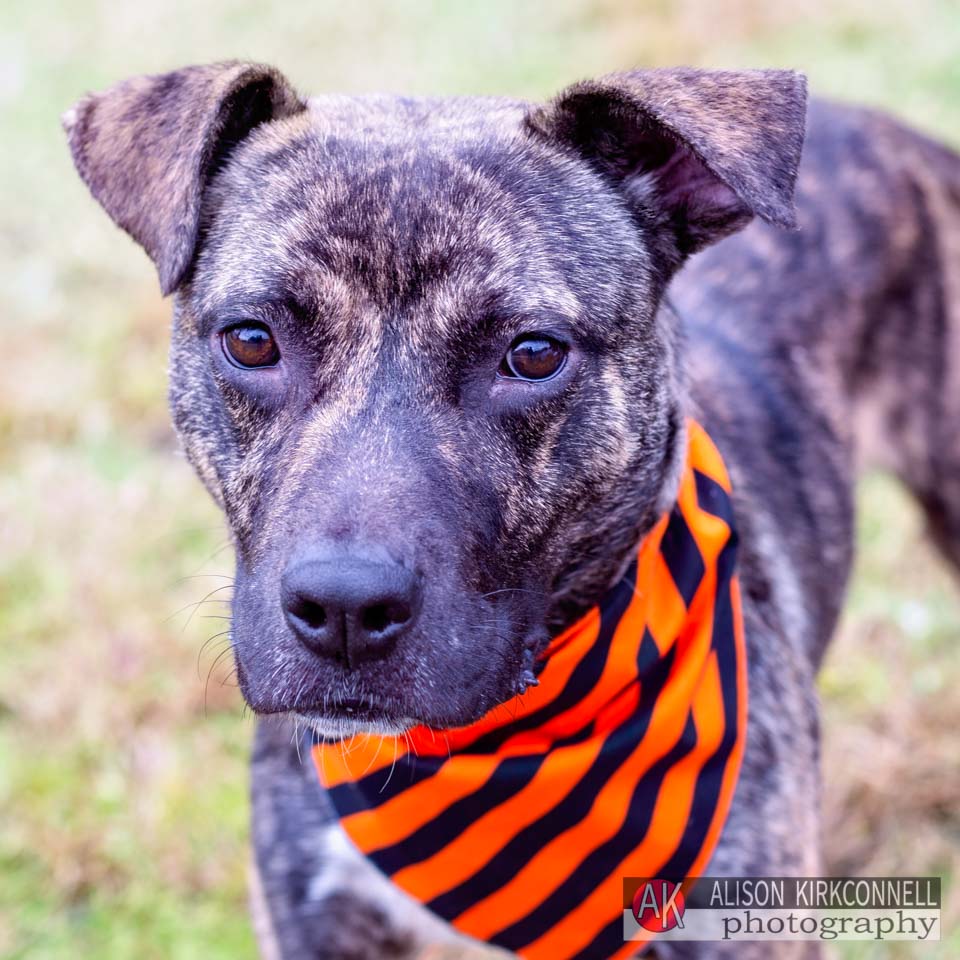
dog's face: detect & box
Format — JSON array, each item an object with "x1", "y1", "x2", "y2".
[{"x1": 65, "y1": 62, "x2": 805, "y2": 733}]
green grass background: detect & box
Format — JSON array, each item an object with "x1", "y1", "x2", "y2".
[{"x1": 1, "y1": 1, "x2": 959, "y2": 957}]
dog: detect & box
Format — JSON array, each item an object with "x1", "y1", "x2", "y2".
[{"x1": 63, "y1": 61, "x2": 960, "y2": 959}]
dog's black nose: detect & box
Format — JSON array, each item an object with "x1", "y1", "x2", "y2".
[{"x1": 280, "y1": 552, "x2": 421, "y2": 666}]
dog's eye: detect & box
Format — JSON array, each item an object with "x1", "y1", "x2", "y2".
[
  {"x1": 222, "y1": 324, "x2": 280, "y2": 368},
  {"x1": 499, "y1": 335, "x2": 567, "y2": 381}
]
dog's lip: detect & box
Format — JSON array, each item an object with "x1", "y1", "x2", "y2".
[
  {"x1": 295, "y1": 702, "x2": 417, "y2": 738},
  {"x1": 327, "y1": 697, "x2": 380, "y2": 717},
  {"x1": 295, "y1": 697, "x2": 411, "y2": 725}
]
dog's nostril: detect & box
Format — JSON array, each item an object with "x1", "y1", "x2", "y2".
[
  {"x1": 291, "y1": 598, "x2": 327, "y2": 631},
  {"x1": 361, "y1": 601, "x2": 411, "y2": 635},
  {"x1": 281, "y1": 553, "x2": 421, "y2": 665}
]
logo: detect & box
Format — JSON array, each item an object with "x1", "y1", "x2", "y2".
[
  {"x1": 623, "y1": 877, "x2": 941, "y2": 943},
  {"x1": 631, "y1": 879, "x2": 686, "y2": 932}
]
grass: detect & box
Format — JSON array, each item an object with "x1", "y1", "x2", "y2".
[{"x1": 1, "y1": 1, "x2": 959, "y2": 957}]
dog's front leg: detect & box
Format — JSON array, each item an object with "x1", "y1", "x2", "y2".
[
  {"x1": 249, "y1": 718, "x2": 500, "y2": 960},
  {"x1": 249, "y1": 716, "x2": 419, "y2": 959}
]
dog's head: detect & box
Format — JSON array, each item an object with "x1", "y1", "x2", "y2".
[{"x1": 65, "y1": 62, "x2": 805, "y2": 734}]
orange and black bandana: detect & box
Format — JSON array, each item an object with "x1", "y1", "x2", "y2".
[{"x1": 312, "y1": 420, "x2": 747, "y2": 960}]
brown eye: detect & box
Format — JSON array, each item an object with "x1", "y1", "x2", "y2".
[
  {"x1": 222, "y1": 323, "x2": 280, "y2": 368},
  {"x1": 500, "y1": 335, "x2": 567, "y2": 381}
]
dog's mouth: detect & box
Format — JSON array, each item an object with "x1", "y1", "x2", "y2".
[
  {"x1": 295, "y1": 698, "x2": 418, "y2": 739},
  {"x1": 232, "y1": 575, "x2": 549, "y2": 737}
]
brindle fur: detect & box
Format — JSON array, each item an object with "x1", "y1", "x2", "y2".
[{"x1": 65, "y1": 62, "x2": 960, "y2": 959}]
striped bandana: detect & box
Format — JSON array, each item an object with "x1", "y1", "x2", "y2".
[{"x1": 312, "y1": 420, "x2": 747, "y2": 960}]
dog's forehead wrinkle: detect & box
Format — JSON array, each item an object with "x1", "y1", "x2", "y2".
[
  {"x1": 295, "y1": 152, "x2": 558, "y2": 309},
  {"x1": 195, "y1": 108, "x2": 655, "y2": 332}
]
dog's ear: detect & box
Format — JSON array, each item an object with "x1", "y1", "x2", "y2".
[
  {"x1": 527, "y1": 68, "x2": 807, "y2": 263},
  {"x1": 63, "y1": 62, "x2": 307, "y2": 294}
]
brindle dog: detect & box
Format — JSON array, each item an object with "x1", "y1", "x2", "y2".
[{"x1": 64, "y1": 62, "x2": 960, "y2": 959}]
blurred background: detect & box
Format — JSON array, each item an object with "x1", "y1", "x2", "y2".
[{"x1": 1, "y1": 1, "x2": 959, "y2": 957}]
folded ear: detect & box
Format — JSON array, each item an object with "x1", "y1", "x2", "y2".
[
  {"x1": 63, "y1": 62, "x2": 307, "y2": 294},
  {"x1": 526, "y1": 68, "x2": 807, "y2": 263}
]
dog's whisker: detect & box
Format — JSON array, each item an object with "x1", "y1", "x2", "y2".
[
  {"x1": 173, "y1": 572, "x2": 236, "y2": 585},
  {"x1": 197, "y1": 629, "x2": 232, "y2": 679},
  {"x1": 380, "y1": 736, "x2": 400, "y2": 795},
  {"x1": 479, "y1": 587, "x2": 539, "y2": 601},
  {"x1": 181, "y1": 594, "x2": 233, "y2": 637},
  {"x1": 204, "y1": 645, "x2": 235, "y2": 713},
  {"x1": 164, "y1": 583, "x2": 235, "y2": 626},
  {"x1": 202, "y1": 539, "x2": 236, "y2": 566},
  {"x1": 357, "y1": 732, "x2": 387, "y2": 780},
  {"x1": 292, "y1": 714, "x2": 304, "y2": 766}
]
